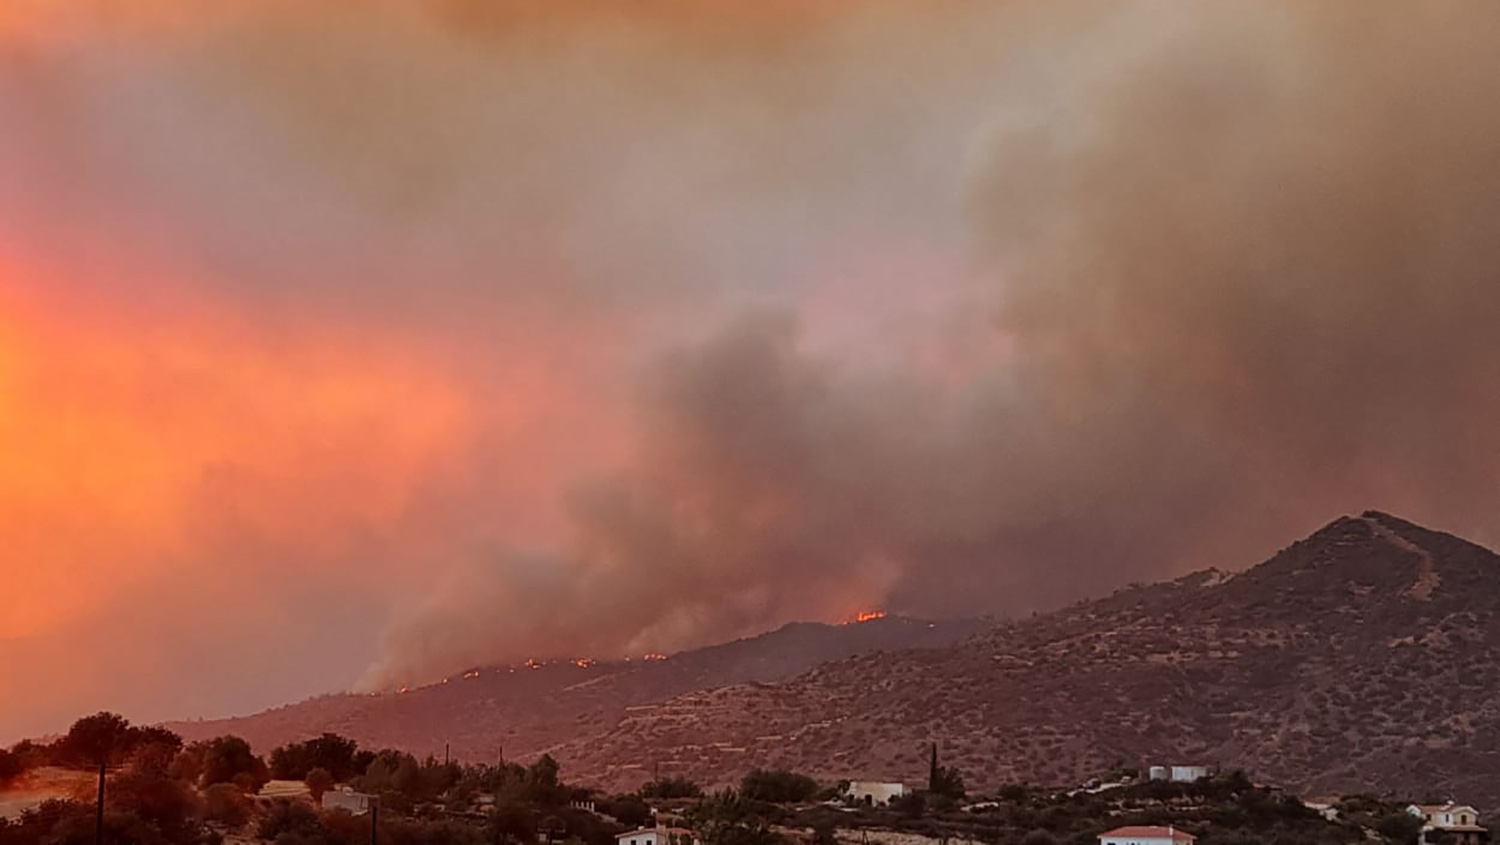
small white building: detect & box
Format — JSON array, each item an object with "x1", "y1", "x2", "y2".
[
  {"x1": 323, "y1": 786, "x2": 374, "y2": 815},
  {"x1": 1098, "y1": 826, "x2": 1196, "y2": 845},
  {"x1": 616, "y1": 828, "x2": 698, "y2": 845},
  {"x1": 1407, "y1": 804, "x2": 1486, "y2": 845},
  {"x1": 1169, "y1": 766, "x2": 1211, "y2": 783},
  {"x1": 847, "y1": 781, "x2": 906, "y2": 807}
]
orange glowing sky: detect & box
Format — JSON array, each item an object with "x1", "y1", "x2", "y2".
[
  {"x1": 0, "y1": 0, "x2": 989, "y2": 739},
  {"x1": 5, "y1": 0, "x2": 1497, "y2": 744}
]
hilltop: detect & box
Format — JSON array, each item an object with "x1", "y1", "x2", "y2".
[{"x1": 555, "y1": 511, "x2": 1500, "y2": 804}]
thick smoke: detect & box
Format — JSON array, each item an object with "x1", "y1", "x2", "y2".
[
  {"x1": 3, "y1": 1, "x2": 1499, "y2": 728},
  {"x1": 372, "y1": 1, "x2": 1500, "y2": 684}
]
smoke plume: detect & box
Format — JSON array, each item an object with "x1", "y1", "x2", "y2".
[{"x1": 2, "y1": 1, "x2": 1498, "y2": 731}]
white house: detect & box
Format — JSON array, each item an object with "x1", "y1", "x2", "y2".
[
  {"x1": 1407, "y1": 804, "x2": 1486, "y2": 845},
  {"x1": 847, "y1": 781, "x2": 906, "y2": 807},
  {"x1": 1098, "y1": 826, "x2": 1196, "y2": 845},
  {"x1": 323, "y1": 786, "x2": 374, "y2": 815},
  {"x1": 616, "y1": 828, "x2": 698, "y2": 845},
  {"x1": 1169, "y1": 766, "x2": 1211, "y2": 783}
]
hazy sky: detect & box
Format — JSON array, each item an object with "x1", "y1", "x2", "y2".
[{"x1": 2, "y1": 1, "x2": 1497, "y2": 742}]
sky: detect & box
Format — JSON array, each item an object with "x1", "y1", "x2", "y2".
[{"x1": 2, "y1": 1, "x2": 1498, "y2": 742}]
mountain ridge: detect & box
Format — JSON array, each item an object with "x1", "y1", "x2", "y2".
[
  {"x1": 166, "y1": 614, "x2": 994, "y2": 762},
  {"x1": 550, "y1": 511, "x2": 1500, "y2": 805}
]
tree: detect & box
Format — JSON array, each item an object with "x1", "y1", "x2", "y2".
[
  {"x1": 527, "y1": 755, "x2": 565, "y2": 806},
  {"x1": 530, "y1": 755, "x2": 561, "y2": 789},
  {"x1": 925, "y1": 744, "x2": 965, "y2": 799},
  {"x1": 195, "y1": 736, "x2": 269, "y2": 792},
  {"x1": 641, "y1": 777, "x2": 703, "y2": 799},
  {"x1": 890, "y1": 792, "x2": 925, "y2": 819},
  {"x1": 201, "y1": 783, "x2": 253, "y2": 828},
  {"x1": 493, "y1": 797, "x2": 539, "y2": 845},
  {"x1": 605, "y1": 796, "x2": 653, "y2": 829},
  {"x1": 687, "y1": 790, "x2": 784, "y2": 845},
  {"x1": 1376, "y1": 812, "x2": 1423, "y2": 845},
  {"x1": 106, "y1": 769, "x2": 198, "y2": 829},
  {"x1": 739, "y1": 770, "x2": 819, "y2": 804},
  {"x1": 60, "y1": 712, "x2": 139, "y2": 765},
  {"x1": 257, "y1": 799, "x2": 324, "y2": 842},
  {"x1": 306, "y1": 767, "x2": 336, "y2": 804},
  {"x1": 1020, "y1": 831, "x2": 1056, "y2": 845},
  {"x1": 271, "y1": 733, "x2": 364, "y2": 781},
  {"x1": 128, "y1": 729, "x2": 184, "y2": 777},
  {"x1": 0, "y1": 748, "x2": 23, "y2": 785}
]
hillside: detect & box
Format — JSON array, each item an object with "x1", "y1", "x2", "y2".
[
  {"x1": 167, "y1": 614, "x2": 991, "y2": 767},
  {"x1": 556, "y1": 511, "x2": 1500, "y2": 805}
]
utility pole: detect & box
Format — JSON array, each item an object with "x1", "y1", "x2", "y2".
[
  {"x1": 445, "y1": 743, "x2": 450, "y2": 767},
  {"x1": 370, "y1": 799, "x2": 379, "y2": 845},
  {"x1": 94, "y1": 760, "x2": 106, "y2": 845}
]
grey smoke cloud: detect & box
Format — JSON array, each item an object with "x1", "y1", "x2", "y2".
[
  {"x1": 372, "y1": 0, "x2": 1500, "y2": 685},
  {"x1": 2, "y1": 1, "x2": 1498, "y2": 729}
]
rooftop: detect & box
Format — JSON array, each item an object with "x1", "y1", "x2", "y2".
[{"x1": 1100, "y1": 827, "x2": 1196, "y2": 842}]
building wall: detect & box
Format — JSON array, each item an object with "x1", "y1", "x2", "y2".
[
  {"x1": 849, "y1": 782, "x2": 906, "y2": 806},
  {"x1": 1169, "y1": 766, "x2": 1210, "y2": 783},
  {"x1": 323, "y1": 790, "x2": 372, "y2": 815}
]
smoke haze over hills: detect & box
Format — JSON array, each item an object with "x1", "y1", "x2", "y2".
[{"x1": 1, "y1": 1, "x2": 1498, "y2": 739}]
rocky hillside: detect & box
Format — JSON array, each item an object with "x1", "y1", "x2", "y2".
[
  {"x1": 167, "y1": 614, "x2": 991, "y2": 766},
  {"x1": 556, "y1": 512, "x2": 1500, "y2": 805}
]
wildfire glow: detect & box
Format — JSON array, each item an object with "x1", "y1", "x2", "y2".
[{"x1": 843, "y1": 610, "x2": 887, "y2": 625}]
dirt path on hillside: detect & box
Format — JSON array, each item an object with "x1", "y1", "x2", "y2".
[{"x1": 1363, "y1": 516, "x2": 1439, "y2": 601}]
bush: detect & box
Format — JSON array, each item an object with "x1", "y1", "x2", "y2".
[
  {"x1": 0, "y1": 749, "x2": 23, "y2": 785},
  {"x1": 739, "y1": 770, "x2": 819, "y2": 804},
  {"x1": 307, "y1": 768, "x2": 336, "y2": 804},
  {"x1": 641, "y1": 777, "x2": 703, "y2": 799},
  {"x1": 603, "y1": 797, "x2": 652, "y2": 829},
  {"x1": 259, "y1": 799, "x2": 324, "y2": 841},
  {"x1": 271, "y1": 734, "x2": 365, "y2": 782},
  {"x1": 202, "y1": 783, "x2": 253, "y2": 828},
  {"x1": 1375, "y1": 812, "x2": 1422, "y2": 845}
]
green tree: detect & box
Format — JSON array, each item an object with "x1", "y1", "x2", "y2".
[
  {"x1": 687, "y1": 790, "x2": 784, "y2": 845},
  {"x1": 606, "y1": 796, "x2": 653, "y2": 829},
  {"x1": 925, "y1": 744, "x2": 965, "y2": 799},
  {"x1": 306, "y1": 767, "x2": 336, "y2": 804},
  {"x1": 271, "y1": 733, "x2": 364, "y2": 781},
  {"x1": 201, "y1": 783, "x2": 254, "y2": 828},
  {"x1": 195, "y1": 735, "x2": 269, "y2": 792},
  {"x1": 890, "y1": 792, "x2": 925, "y2": 819},
  {"x1": 1376, "y1": 812, "x2": 1423, "y2": 845},
  {"x1": 641, "y1": 777, "x2": 703, "y2": 799},
  {"x1": 257, "y1": 799, "x2": 325, "y2": 842},
  {"x1": 0, "y1": 748, "x2": 23, "y2": 785},
  {"x1": 492, "y1": 797, "x2": 539, "y2": 845},
  {"x1": 60, "y1": 712, "x2": 139, "y2": 765},
  {"x1": 739, "y1": 770, "x2": 819, "y2": 804}
]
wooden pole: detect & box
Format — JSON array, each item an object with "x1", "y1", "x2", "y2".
[{"x1": 94, "y1": 761, "x2": 106, "y2": 845}]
